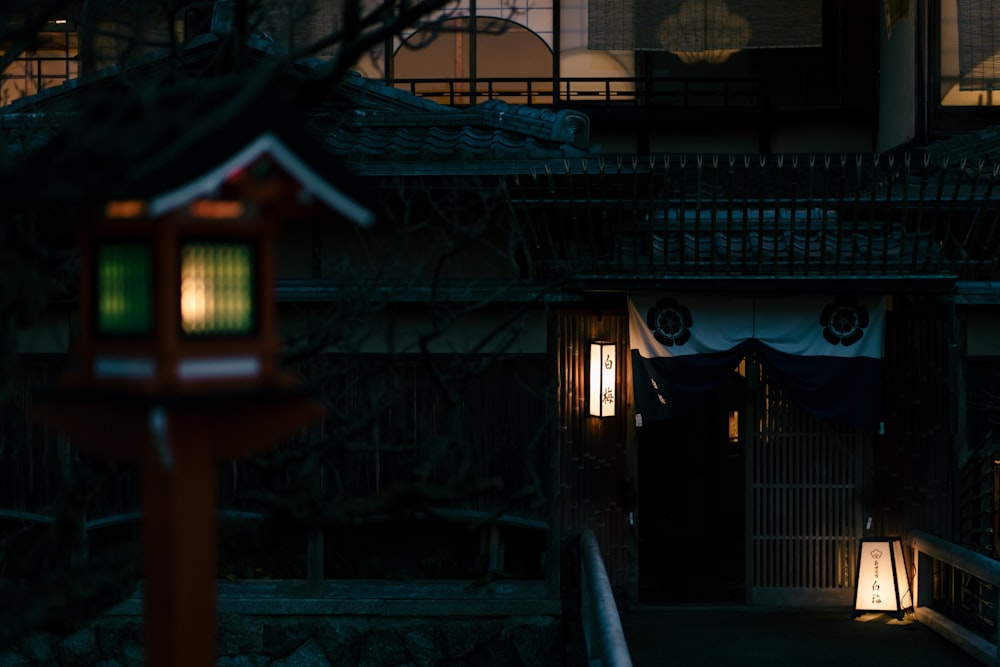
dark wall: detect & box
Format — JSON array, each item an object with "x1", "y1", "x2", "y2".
[
  {"x1": 556, "y1": 301, "x2": 632, "y2": 600},
  {"x1": 876, "y1": 296, "x2": 954, "y2": 539}
]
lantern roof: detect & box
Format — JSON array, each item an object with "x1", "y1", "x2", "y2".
[
  {"x1": 3, "y1": 75, "x2": 373, "y2": 227},
  {"x1": 143, "y1": 129, "x2": 371, "y2": 225}
]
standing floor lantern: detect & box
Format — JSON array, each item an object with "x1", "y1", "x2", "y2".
[
  {"x1": 853, "y1": 536, "x2": 913, "y2": 619},
  {"x1": 31, "y1": 92, "x2": 373, "y2": 667},
  {"x1": 590, "y1": 340, "x2": 616, "y2": 417}
]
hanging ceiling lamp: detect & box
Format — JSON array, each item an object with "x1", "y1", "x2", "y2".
[{"x1": 659, "y1": 0, "x2": 751, "y2": 65}]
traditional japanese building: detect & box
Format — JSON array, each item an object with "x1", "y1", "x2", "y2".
[{"x1": 3, "y1": 2, "x2": 1000, "y2": 654}]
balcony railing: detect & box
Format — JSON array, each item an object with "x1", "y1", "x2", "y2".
[
  {"x1": 389, "y1": 75, "x2": 865, "y2": 111},
  {"x1": 500, "y1": 153, "x2": 1000, "y2": 282}
]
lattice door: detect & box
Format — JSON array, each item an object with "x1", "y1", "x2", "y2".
[{"x1": 748, "y1": 377, "x2": 867, "y2": 606}]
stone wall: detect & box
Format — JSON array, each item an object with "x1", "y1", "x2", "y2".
[{"x1": 0, "y1": 580, "x2": 566, "y2": 667}]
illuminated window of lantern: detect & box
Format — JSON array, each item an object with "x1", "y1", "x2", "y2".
[
  {"x1": 96, "y1": 242, "x2": 153, "y2": 335},
  {"x1": 180, "y1": 241, "x2": 256, "y2": 335},
  {"x1": 589, "y1": 341, "x2": 616, "y2": 418}
]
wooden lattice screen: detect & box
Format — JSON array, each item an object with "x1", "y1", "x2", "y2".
[{"x1": 749, "y1": 377, "x2": 867, "y2": 606}]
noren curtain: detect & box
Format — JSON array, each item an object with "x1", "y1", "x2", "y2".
[
  {"x1": 629, "y1": 293, "x2": 885, "y2": 432},
  {"x1": 957, "y1": 0, "x2": 1000, "y2": 90},
  {"x1": 588, "y1": 0, "x2": 822, "y2": 52}
]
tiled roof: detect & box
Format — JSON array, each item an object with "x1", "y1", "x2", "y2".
[
  {"x1": 0, "y1": 77, "x2": 368, "y2": 210},
  {"x1": 0, "y1": 55, "x2": 597, "y2": 179},
  {"x1": 312, "y1": 72, "x2": 597, "y2": 174},
  {"x1": 918, "y1": 126, "x2": 1000, "y2": 167},
  {"x1": 323, "y1": 124, "x2": 591, "y2": 163}
]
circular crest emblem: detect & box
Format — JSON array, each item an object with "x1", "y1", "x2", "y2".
[
  {"x1": 646, "y1": 297, "x2": 693, "y2": 346},
  {"x1": 820, "y1": 296, "x2": 869, "y2": 346}
]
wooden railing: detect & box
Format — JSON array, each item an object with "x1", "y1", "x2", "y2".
[
  {"x1": 388, "y1": 75, "x2": 859, "y2": 111},
  {"x1": 501, "y1": 155, "x2": 1000, "y2": 282},
  {"x1": 579, "y1": 529, "x2": 633, "y2": 667},
  {"x1": 390, "y1": 75, "x2": 756, "y2": 109},
  {"x1": 908, "y1": 529, "x2": 1000, "y2": 666}
]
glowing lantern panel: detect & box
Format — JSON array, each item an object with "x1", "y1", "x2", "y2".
[
  {"x1": 97, "y1": 242, "x2": 153, "y2": 335},
  {"x1": 180, "y1": 242, "x2": 255, "y2": 335},
  {"x1": 853, "y1": 536, "x2": 912, "y2": 618},
  {"x1": 589, "y1": 341, "x2": 616, "y2": 418}
]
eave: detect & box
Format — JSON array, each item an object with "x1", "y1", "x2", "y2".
[
  {"x1": 562, "y1": 275, "x2": 959, "y2": 295},
  {"x1": 954, "y1": 280, "x2": 1000, "y2": 305},
  {"x1": 275, "y1": 280, "x2": 585, "y2": 304},
  {"x1": 496, "y1": 154, "x2": 1000, "y2": 285}
]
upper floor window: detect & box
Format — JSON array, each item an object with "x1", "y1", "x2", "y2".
[
  {"x1": 361, "y1": 0, "x2": 871, "y2": 113},
  {"x1": 0, "y1": 5, "x2": 185, "y2": 107},
  {"x1": 588, "y1": 0, "x2": 823, "y2": 55},
  {"x1": 1, "y1": 20, "x2": 78, "y2": 105},
  {"x1": 393, "y1": 16, "x2": 554, "y2": 105},
  {"x1": 0, "y1": 1, "x2": 346, "y2": 107},
  {"x1": 384, "y1": 0, "x2": 555, "y2": 106},
  {"x1": 940, "y1": 0, "x2": 1000, "y2": 106}
]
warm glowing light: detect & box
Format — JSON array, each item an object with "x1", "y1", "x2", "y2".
[
  {"x1": 659, "y1": 1, "x2": 749, "y2": 65},
  {"x1": 180, "y1": 242, "x2": 254, "y2": 335},
  {"x1": 96, "y1": 243, "x2": 152, "y2": 334},
  {"x1": 589, "y1": 341, "x2": 616, "y2": 418},
  {"x1": 853, "y1": 537, "x2": 912, "y2": 618},
  {"x1": 728, "y1": 410, "x2": 739, "y2": 443},
  {"x1": 673, "y1": 49, "x2": 740, "y2": 64},
  {"x1": 105, "y1": 200, "x2": 146, "y2": 218},
  {"x1": 188, "y1": 200, "x2": 244, "y2": 219}
]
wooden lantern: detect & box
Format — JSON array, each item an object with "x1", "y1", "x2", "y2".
[{"x1": 34, "y1": 129, "x2": 372, "y2": 667}]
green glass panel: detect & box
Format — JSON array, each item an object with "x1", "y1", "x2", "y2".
[
  {"x1": 96, "y1": 243, "x2": 152, "y2": 335},
  {"x1": 180, "y1": 242, "x2": 255, "y2": 335}
]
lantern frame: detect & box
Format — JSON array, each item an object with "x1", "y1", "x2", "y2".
[
  {"x1": 589, "y1": 340, "x2": 617, "y2": 418},
  {"x1": 853, "y1": 536, "x2": 913, "y2": 619}
]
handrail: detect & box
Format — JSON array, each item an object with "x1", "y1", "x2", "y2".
[
  {"x1": 908, "y1": 529, "x2": 1000, "y2": 666},
  {"x1": 0, "y1": 507, "x2": 549, "y2": 532},
  {"x1": 579, "y1": 529, "x2": 633, "y2": 667},
  {"x1": 386, "y1": 75, "x2": 870, "y2": 111}
]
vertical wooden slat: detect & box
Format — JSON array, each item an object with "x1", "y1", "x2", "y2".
[
  {"x1": 557, "y1": 305, "x2": 630, "y2": 594},
  {"x1": 798, "y1": 425, "x2": 805, "y2": 588},
  {"x1": 851, "y1": 156, "x2": 863, "y2": 275},
  {"x1": 694, "y1": 156, "x2": 703, "y2": 267},
  {"x1": 750, "y1": 373, "x2": 865, "y2": 603},
  {"x1": 814, "y1": 431, "x2": 822, "y2": 589},
  {"x1": 660, "y1": 156, "x2": 671, "y2": 268},
  {"x1": 824, "y1": 430, "x2": 830, "y2": 586},
  {"x1": 678, "y1": 158, "x2": 688, "y2": 272},
  {"x1": 794, "y1": 402, "x2": 801, "y2": 588},
  {"x1": 782, "y1": 402, "x2": 789, "y2": 589},
  {"x1": 867, "y1": 156, "x2": 879, "y2": 275}
]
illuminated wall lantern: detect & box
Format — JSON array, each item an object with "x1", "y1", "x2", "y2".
[
  {"x1": 853, "y1": 536, "x2": 913, "y2": 619},
  {"x1": 589, "y1": 340, "x2": 616, "y2": 417}
]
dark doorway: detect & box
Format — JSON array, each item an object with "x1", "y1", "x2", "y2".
[{"x1": 637, "y1": 372, "x2": 746, "y2": 603}]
